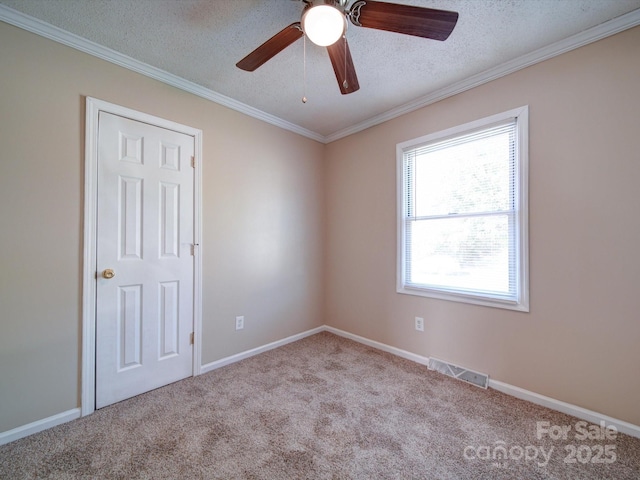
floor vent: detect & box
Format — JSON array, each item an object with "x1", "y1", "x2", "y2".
[{"x1": 428, "y1": 357, "x2": 489, "y2": 389}]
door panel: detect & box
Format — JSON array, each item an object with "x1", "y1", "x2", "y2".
[
  {"x1": 95, "y1": 111, "x2": 194, "y2": 409},
  {"x1": 118, "y1": 284, "x2": 142, "y2": 369}
]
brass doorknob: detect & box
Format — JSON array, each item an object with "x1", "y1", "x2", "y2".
[{"x1": 102, "y1": 269, "x2": 115, "y2": 279}]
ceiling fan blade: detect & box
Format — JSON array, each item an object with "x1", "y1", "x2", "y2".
[
  {"x1": 327, "y1": 36, "x2": 360, "y2": 95},
  {"x1": 236, "y1": 22, "x2": 303, "y2": 71},
  {"x1": 349, "y1": 1, "x2": 458, "y2": 41}
]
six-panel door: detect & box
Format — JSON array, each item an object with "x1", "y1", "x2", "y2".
[{"x1": 95, "y1": 112, "x2": 195, "y2": 409}]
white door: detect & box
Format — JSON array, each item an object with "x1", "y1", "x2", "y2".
[{"x1": 95, "y1": 111, "x2": 195, "y2": 409}]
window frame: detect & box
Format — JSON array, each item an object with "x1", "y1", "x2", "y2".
[{"x1": 396, "y1": 106, "x2": 529, "y2": 312}]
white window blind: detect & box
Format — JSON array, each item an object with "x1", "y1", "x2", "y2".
[{"x1": 397, "y1": 107, "x2": 529, "y2": 311}]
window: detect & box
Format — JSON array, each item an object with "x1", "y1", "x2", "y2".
[{"x1": 397, "y1": 106, "x2": 529, "y2": 311}]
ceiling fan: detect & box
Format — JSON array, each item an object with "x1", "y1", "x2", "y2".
[{"x1": 236, "y1": 0, "x2": 459, "y2": 95}]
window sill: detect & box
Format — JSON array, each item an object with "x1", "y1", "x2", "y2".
[{"x1": 397, "y1": 285, "x2": 529, "y2": 312}]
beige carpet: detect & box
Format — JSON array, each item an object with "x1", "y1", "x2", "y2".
[{"x1": 1, "y1": 332, "x2": 639, "y2": 479}]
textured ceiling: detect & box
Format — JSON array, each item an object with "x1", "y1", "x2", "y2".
[{"x1": 1, "y1": 0, "x2": 639, "y2": 140}]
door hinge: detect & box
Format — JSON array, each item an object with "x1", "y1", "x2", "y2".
[
  {"x1": 190, "y1": 244, "x2": 195, "y2": 256},
  {"x1": 191, "y1": 156, "x2": 195, "y2": 168},
  {"x1": 190, "y1": 332, "x2": 194, "y2": 345}
]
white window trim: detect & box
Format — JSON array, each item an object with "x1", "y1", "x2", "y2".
[{"x1": 396, "y1": 106, "x2": 529, "y2": 312}]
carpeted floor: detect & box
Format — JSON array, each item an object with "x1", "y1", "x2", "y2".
[{"x1": 1, "y1": 331, "x2": 639, "y2": 479}]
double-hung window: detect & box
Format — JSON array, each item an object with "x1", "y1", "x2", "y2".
[{"x1": 397, "y1": 106, "x2": 529, "y2": 311}]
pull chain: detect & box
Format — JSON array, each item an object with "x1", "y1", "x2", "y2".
[
  {"x1": 302, "y1": 34, "x2": 308, "y2": 103},
  {"x1": 343, "y1": 34, "x2": 348, "y2": 90}
]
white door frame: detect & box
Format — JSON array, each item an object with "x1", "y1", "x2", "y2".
[{"x1": 82, "y1": 97, "x2": 203, "y2": 417}]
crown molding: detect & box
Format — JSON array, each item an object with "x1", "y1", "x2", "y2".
[
  {"x1": 1, "y1": 5, "x2": 639, "y2": 145},
  {"x1": 324, "y1": 8, "x2": 640, "y2": 143},
  {"x1": 0, "y1": 4, "x2": 325, "y2": 144}
]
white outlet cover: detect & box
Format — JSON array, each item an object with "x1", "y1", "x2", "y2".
[
  {"x1": 235, "y1": 316, "x2": 244, "y2": 330},
  {"x1": 415, "y1": 317, "x2": 424, "y2": 332}
]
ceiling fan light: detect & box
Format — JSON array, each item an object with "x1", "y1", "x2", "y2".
[{"x1": 301, "y1": 5, "x2": 346, "y2": 47}]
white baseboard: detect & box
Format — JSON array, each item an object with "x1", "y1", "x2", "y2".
[
  {"x1": 325, "y1": 327, "x2": 640, "y2": 439},
  {"x1": 324, "y1": 326, "x2": 430, "y2": 366},
  {"x1": 489, "y1": 379, "x2": 640, "y2": 439},
  {"x1": 0, "y1": 408, "x2": 81, "y2": 446},
  {"x1": 200, "y1": 324, "x2": 640, "y2": 439},
  {"x1": 324, "y1": 326, "x2": 640, "y2": 439},
  {"x1": 200, "y1": 326, "x2": 325, "y2": 374},
  {"x1": 3, "y1": 325, "x2": 639, "y2": 445}
]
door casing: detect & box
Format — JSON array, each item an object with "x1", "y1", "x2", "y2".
[{"x1": 82, "y1": 97, "x2": 203, "y2": 417}]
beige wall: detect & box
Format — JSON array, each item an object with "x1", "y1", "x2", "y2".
[
  {"x1": 325, "y1": 26, "x2": 640, "y2": 426},
  {"x1": 0, "y1": 21, "x2": 325, "y2": 432},
  {"x1": 1, "y1": 17, "x2": 639, "y2": 435}
]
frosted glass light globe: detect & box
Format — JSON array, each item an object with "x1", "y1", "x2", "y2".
[{"x1": 301, "y1": 5, "x2": 346, "y2": 47}]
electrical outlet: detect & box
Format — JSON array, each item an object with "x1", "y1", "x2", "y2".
[
  {"x1": 415, "y1": 316, "x2": 424, "y2": 332},
  {"x1": 235, "y1": 316, "x2": 244, "y2": 330}
]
